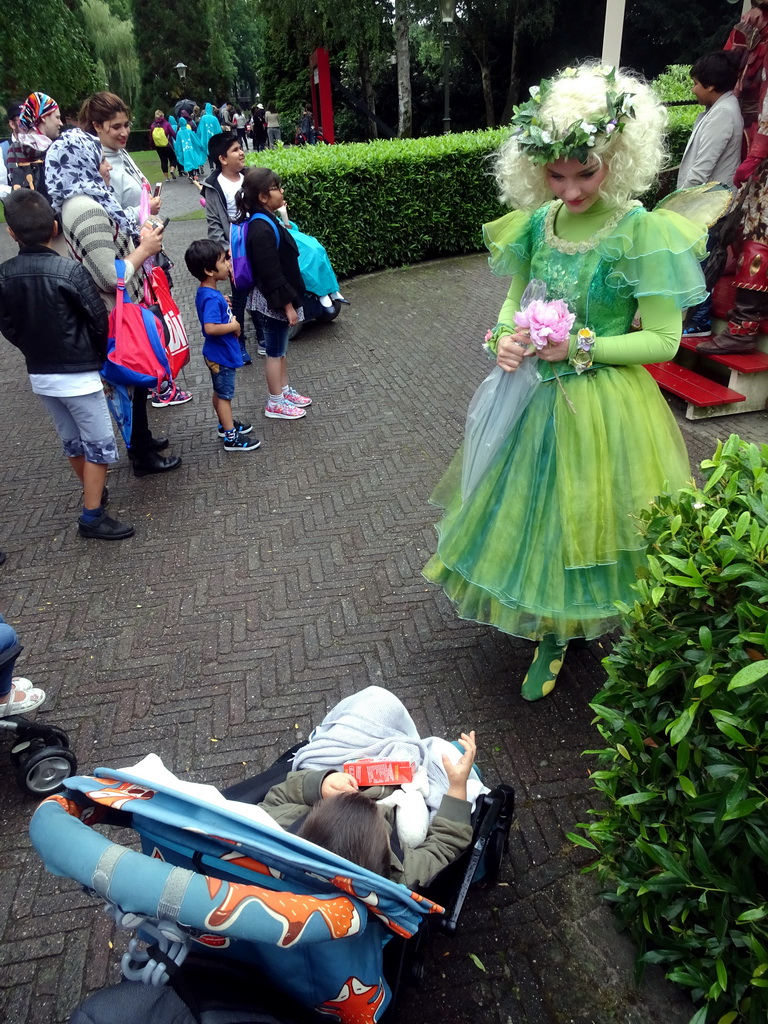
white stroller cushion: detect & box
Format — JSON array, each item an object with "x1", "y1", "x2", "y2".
[{"x1": 377, "y1": 767, "x2": 431, "y2": 849}]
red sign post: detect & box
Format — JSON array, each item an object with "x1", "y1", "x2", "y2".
[{"x1": 309, "y1": 48, "x2": 335, "y2": 144}]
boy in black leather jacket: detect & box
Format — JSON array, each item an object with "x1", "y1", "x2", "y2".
[{"x1": 0, "y1": 190, "x2": 134, "y2": 540}]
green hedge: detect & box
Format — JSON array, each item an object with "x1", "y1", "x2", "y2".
[
  {"x1": 653, "y1": 64, "x2": 700, "y2": 168},
  {"x1": 571, "y1": 436, "x2": 768, "y2": 1024},
  {"x1": 245, "y1": 132, "x2": 507, "y2": 277}
]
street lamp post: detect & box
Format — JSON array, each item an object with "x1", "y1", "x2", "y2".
[
  {"x1": 174, "y1": 62, "x2": 188, "y2": 82},
  {"x1": 441, "y1": 0, "x2": 456, "y2": 134}
]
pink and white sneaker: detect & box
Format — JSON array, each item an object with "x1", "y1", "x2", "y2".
[
  {"x1": 264, "y1": 398, "x2": 307, "y2": 420},
  {"x1": 282, "y1": 386, "x2": 312, "y2": 408},
  {"x1": 151, "y1": 383, "x2": 193, "y2": 407}
]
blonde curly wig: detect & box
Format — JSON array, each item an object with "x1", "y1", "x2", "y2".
[{"x1": 494, "y1": 62, "x2": 667, "y2": 210}]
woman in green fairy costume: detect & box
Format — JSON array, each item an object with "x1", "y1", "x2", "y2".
[{"x1": 424, "y1": 63, "x2": 707, "y2": 701}]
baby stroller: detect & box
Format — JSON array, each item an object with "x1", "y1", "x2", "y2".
[
  {"x1": 0, "y1": 643, "x2": 77, "y2": 797},
  {"x1": 30, "y1": 745, "x2": 514, "y2": 1023}
]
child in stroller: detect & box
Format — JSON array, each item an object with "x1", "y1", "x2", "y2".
[
  {"x1": 253, "y1": 687, "x2": 479, "y2": 888},
  {"x1": 31, "y1": 688, "x2": 513, "y2": 1023}
]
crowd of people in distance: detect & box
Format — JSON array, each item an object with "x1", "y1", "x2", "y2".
[{"x1": 146, "y1": 98, "x2": 317, "y2": 178}]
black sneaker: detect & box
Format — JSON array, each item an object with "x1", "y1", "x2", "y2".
[
  {"x1": 683, "y1": 323, "x2": 712, "y2": 338},
  {"x1": 78, "y1": 511, "x2": 135, "y2": 540},
  {"x1": 223, "y1": 433, "x2": 261, "y2": 452},
  {"x1": 217, "y1": 420, "x2": 253, "y2": 437}
]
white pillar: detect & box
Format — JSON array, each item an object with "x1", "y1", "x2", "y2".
[{"x1": 601, "y1": 0, "x2": 627, "y2": 69}]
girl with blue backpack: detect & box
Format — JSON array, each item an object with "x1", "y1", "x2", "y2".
[{"x1": 233, "y1": 167, "x2": 312, "y2": 420}]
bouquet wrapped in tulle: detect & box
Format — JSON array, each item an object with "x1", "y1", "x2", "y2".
[
  {"x1": 514, "y1": 286, "x2": 575, "y2": 351},
  {"x1": 462, "y1": 280, "x2": 575, "y2": 500}
]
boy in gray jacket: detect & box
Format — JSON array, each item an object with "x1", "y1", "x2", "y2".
[{"x1": 201, "y1": 133, "x2": 260, "y2": 362}]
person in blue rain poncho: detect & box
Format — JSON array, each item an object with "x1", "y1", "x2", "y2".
[
  {"x1": 196, "y1": 103, "x2": 222, "y2": 172},
  {"x1": 174, "y1": 117, "x2": 206, "y2": 175}
]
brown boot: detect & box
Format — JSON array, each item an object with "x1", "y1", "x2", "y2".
[
  {"x1": 697, "y1": 332, "x2": 758, "y2": 355},
  {"x1": 699, "y1": 285, "x2": 764, "y2": 354}
]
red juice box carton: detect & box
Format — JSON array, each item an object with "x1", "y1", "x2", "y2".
[{"x1": 343, "y1": 759, "x2": 415, "y2": 786}]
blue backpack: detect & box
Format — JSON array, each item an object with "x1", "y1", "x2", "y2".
[{"x1": 230, "y1": 213, "x2": 280, "y2": 290}]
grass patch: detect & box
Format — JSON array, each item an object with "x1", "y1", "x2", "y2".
[
  {"x1": 171, "y1": 209, "x2": 206, "y2": 222},
  {"x1": 131, "y1": 149, "x2": 167, "y2": 183}
]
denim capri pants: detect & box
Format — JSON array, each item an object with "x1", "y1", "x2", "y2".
[
  {"x1": 254, "y1": 312, "x2": 290, "y2": 359},
  {"x1": 37, "y1": 391, "x2": 118, "y2": 463},
  {"x1": 0, "y1": 615, "x2": 19, "y2": 697}
]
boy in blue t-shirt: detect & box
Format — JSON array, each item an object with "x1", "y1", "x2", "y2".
[{"x1": 184, "y1": 239, "x2": 260, "y2": 452}]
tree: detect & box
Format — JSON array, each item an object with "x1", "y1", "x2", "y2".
[
  {"x1": 81, "y1": 0, "x2": 141, "y2": 106},
  {"x1": 394, "y1": 0, "x2": 413, "y2": 137},
  {"x1": 230, "y1": 0, "x2": 263, "y2": 105},
  {"x1": 133, "y1": 0, "x2": 235, "y2": 124},
  {"x1": 250, "y1": 0, "x2": 393, "y2": 138},
  {"x1": 452, "y1": 0, "x2": 513, "y2": 127},
  {"x1": 622, "y1": 0, "x2": 738, "y2": 79},
  {"x1": 0, "y1": 0, "x2": 100, "y2": 113}
]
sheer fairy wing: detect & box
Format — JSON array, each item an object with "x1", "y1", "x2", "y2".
[{"x1": 654, "y1": 182, "x2": 733, "y2": 229}]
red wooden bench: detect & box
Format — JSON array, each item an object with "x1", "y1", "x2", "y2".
[
  {"x1": 677, "y1": 336, "x2": 768, "y2": 416},
  {"x1": 644, "y1": 361, "x2": 746, "y2": 420}
]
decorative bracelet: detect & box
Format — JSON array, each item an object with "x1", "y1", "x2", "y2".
[
  {"x1": 483, "y1": 323, "x2": 515, "y2": 358},
  {"x1": 570, "y1": 328, "x2": 596, "y2": 374}
]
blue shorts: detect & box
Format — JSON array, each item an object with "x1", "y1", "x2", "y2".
[
  {"x1": 254, "y1": 313, "x2": 290, "y2": 359},
  {"x1": 205, "y1": 359, "x2": 237, "y2": 401}
]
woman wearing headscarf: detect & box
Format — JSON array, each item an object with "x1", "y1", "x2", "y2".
[
  {"x1": 78, "y1": 92, "x2": 158, "y2": 228},
  {"x1": 45, "y1": 129, "x2": 182, "y2": 478},
  {"x1": 79, "y1": 91, "x2": 192, "y2": 406},
  {"x1": 6, "y1": 92, "x2": 62, "y2": 195}
]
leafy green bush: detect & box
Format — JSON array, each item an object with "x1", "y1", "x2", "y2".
[
  {"x1": 570, "y1": 435, "x2": 768, "y2": 1024},
  {"x1": 653, "y1": 64, "x2": 699, "y2": 167},
  {"x1": 245, "y1": 131, "x2": 507, "y2": 276}
]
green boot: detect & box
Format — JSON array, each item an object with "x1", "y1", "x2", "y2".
[{"x1": 521, "y1": 635, "x2": 568, "y2": 701}]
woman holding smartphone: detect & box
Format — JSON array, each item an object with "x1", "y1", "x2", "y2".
[{"x1": 77, "y1": 91, "x2": 192, "y2": 408}]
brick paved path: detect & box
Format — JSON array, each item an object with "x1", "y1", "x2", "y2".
[{"x1": 0, "y1": 181, "x2": 765, "y2": 1023}]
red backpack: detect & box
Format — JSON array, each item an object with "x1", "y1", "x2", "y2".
[
  {"x1": 103, "y1": 261, "x2": 172, "y2": 390},
  {"x1": 145, "y1": 266, "x2": 190, "y2": 379}
]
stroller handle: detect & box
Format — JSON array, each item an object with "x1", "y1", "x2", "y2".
[{"x1": 30, "y1": 795, "x2": 368, "y2": 949}]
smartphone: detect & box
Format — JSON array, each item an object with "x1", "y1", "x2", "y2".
[
  {"x1": 160, "y1": 216, "x2": 170, "y2": 230},
  {"x1": 153, "y1": 182, "x2": 163, "y2": 197}
]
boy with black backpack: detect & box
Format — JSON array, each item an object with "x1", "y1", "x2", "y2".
[{"x1": 0, "y1": 191, "x2": 134, "y2": 540}]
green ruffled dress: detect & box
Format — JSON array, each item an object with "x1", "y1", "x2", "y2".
[{"x1": 423, "y1": 199, "x2": 707, "y2": 643}]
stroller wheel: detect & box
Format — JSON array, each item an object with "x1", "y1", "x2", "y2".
[
  {"x1": 17, "y1": 745, "x2": 77, "y2": 797},
  {"x1": 11, "y1": 726, "x2": 71, "y2": 767}
]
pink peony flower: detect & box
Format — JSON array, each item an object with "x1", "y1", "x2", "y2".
[{"x1": 514, "y1": 298, "x2": 575, "y2": 350}]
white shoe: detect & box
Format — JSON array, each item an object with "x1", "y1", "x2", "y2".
[{"x1": 0, "y1": 682, "x2": 46, "y2": 716}]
